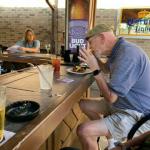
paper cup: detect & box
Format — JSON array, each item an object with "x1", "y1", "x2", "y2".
[{"x1": 38, "y1": 65, "x2": 53, "y2": 90}]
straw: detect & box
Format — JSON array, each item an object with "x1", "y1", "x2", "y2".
[{"x1": 36, "y1": 65, "x2": 52, "y2": 89}]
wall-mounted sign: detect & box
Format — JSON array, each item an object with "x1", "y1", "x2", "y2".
[
  {"x1": 68, "y1": 0, "x2": 90, "y2": 53},
  {"x1": 117, "y1": 8, "x2": 150, "y2": 38},
  {"x1": 68, "y1": 20, "x2": 88, "y2": 51}
]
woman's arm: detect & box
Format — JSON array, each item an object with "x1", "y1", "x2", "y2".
[
  {"x1": 17, "y1": 40, "x2": 40, "y2": 53},
  {"x1": 18, "y1": 47, "x2": 39, "y2": 53}
]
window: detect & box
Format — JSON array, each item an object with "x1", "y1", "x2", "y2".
[
  {"x1": 0, "y1": 0, "x2": 48, "y2": 7},
  {"x1": 117, "y1": 8, "x2": 150, "y2": 37},
  {"x1": 97, "y1": 0, "x2": 150, "y2": 9}
]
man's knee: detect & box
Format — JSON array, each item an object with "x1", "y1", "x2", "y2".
[
  {"x1": 77, "y1": 124, "x2": 88, "y2": 137},
  {"x1": 79, "y1": 99, "x2": 87, "y2": 112}
]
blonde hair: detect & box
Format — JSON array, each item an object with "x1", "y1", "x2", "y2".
[{"x1": 24, "y1": 28, "x2": 36, "y2": 41}]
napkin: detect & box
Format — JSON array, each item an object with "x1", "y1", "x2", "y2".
[
  {"x1": 57, "y1": 77, "x2": 74, "y2": 83},
  {"x1": 0, "y1": 130, "x2": 15, "y2": 146}
]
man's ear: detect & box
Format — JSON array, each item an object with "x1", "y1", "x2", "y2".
[
  {"x1": 100, "y1": 33, "x2": 105, "y2": 40},
  {"x1": 99, "y1": 33, "x2": 105, "y2": 44}
]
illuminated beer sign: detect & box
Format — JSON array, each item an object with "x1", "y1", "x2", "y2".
[
  {"x1": 69, "y1": 20, "x2": 88, "y2": 50},
  {"x1": 68, "y1": 0, "x2": 90, "y2": 52},
  {"x1": 117, "y1": 8, "x2": 150, "y2": 37}
]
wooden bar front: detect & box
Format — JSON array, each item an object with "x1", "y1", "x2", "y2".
[{"x1": 0, "y1": 66, "x2": 94, "y2": 150}]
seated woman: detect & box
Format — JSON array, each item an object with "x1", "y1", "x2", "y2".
[
  {"x1": 12, "y1": 28, "x2": 40, "y2": 53},
  {"x1": 2, "y1": 28, "x2": 40, "y2": 73}
]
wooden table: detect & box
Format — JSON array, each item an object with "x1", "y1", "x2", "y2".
[
  {"x1": 0, "y1": 53, "x2": 78, "y2": 66},
  {"x1": 0, "y1": 53, "x2": 52, "y2": 65},
  {"x1": 0, "y1": 66, "x2": 94, "y2": 150}
]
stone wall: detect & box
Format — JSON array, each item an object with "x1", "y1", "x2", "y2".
[
  {"x1": 0, "y1": 7, "x2": 150, "y2": 56},
  {"x1": 0, "y1": 7, "x2": 52, "y2": 48}
]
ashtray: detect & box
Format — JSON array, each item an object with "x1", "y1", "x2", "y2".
[{"x1": 6, "y1": 101, "x2": 40, "y2": 122}]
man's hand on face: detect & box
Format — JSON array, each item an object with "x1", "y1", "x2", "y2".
[{"x1": 78, "y1": 48, "x2": 100, "y2": 71}]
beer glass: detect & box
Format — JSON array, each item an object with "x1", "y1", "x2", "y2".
[
  {"x1": 45, "y1": 44, "x2": 51, "y2": 54},
  {"x1": 0, "y1": 86, "x2": 6, "y2": 142}
]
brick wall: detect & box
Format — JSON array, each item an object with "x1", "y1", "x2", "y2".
[
  {"x1": 95, "y1": 9, "x2": 150, "y2": 57},
  {"x1": 0, "y1": 7, "x2": 52, "y2": 48},
  {"x1": 0, "y1": 8, "x2": 150, "y2": 56},
  {"x1": 57, "y1": 8, "x2": 150, "y2": 57}
]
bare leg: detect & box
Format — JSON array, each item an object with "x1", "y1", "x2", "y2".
[
  {"x1": 77, "y1": 119, "x2": 111, "y2": 150},
  {"x1": 79, "y1": 99, "x2": 111, "y2": 120}
]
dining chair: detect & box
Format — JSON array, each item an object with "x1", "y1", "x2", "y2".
[
  {"x1": 127, "y1": 113, "x2": 150, "y2": 140},
  {"x1": 126, "y1": 113, "x2": 150, "y2": 150}
]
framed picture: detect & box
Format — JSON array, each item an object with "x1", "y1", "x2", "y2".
[{"x1": 116, "y1": 8, "x2": 150, "y2": 38}]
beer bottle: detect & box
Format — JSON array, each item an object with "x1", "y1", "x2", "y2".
[{"x1": 72, "y1": 45, "x2": 80, "y2": 63}]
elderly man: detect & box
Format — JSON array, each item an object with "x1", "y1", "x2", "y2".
[{"x1": 76, "y1": 24, "x2": 150, "y2": 150}]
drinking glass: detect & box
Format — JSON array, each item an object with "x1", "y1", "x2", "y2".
[
  {"x1": 38, "y1": 65, "x2": 53, "y2": 90},
  {"x1": 51, "y1": 58, "x2": 61, "y2": 72},
  {"x1": 0, "y1": 86, "x2": 6, "y2": 142},
  {"x1": 45, "y1": 44, "x2": 51, "y2": 54},
  {"x1": 69, "y1": 53, "x2": 73, "y2": 62}
]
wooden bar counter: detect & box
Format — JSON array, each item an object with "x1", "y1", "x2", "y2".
[
  {"x1": 0, "y1": 65, "x2": 94, "y2": 150},
  {"x1": 0, "y1": 53, "x2": 52, "y2": 65}
]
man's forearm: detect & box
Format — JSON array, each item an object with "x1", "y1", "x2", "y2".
[
  {"x1": 94, "y1": 73, "x2": 118, "y2": 103},
  {"x1": 97, "y1": 58, "x2": 109, "y2": 73}
]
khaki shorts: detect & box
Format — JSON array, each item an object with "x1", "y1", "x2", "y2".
[{"x1": 100, "y1": 99, "x2": 150, "y2": 141}]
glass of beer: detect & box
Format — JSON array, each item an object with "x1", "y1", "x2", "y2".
[{"x1": 0, "y1": 86, "x2": 6, "y2": 142}]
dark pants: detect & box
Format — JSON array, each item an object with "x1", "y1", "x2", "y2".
[{"x1": 2, "y1": 61, "x2": 31, "y2": 73}]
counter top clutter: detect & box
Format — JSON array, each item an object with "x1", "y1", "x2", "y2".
[{"x1": 0, "y1": 65, "x2": 94, "y2": 150}]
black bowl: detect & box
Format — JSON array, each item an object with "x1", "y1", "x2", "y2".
[{"x1": 6, "y1": 101, "x2": 40, "y2": 122}]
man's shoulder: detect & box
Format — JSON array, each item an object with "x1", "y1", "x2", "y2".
[
  {"x1": 119, "y1": 40, "x2": 145, "y2": 60},
  {"x1": 121, "y1": 39, "x2": 143, "y2": 53}
]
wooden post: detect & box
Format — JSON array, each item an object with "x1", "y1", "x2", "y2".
[{"x1": 46, "y1": 0, "x2": 58, "y2": 54}]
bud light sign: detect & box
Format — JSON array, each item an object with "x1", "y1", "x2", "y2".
[{"x1": 68, "y1": 20, "x2": 88, "y2": 53}]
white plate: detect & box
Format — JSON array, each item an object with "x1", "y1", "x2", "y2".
[{"x1": 67, "y1": 68, "x2": 92, "y2": 75}]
